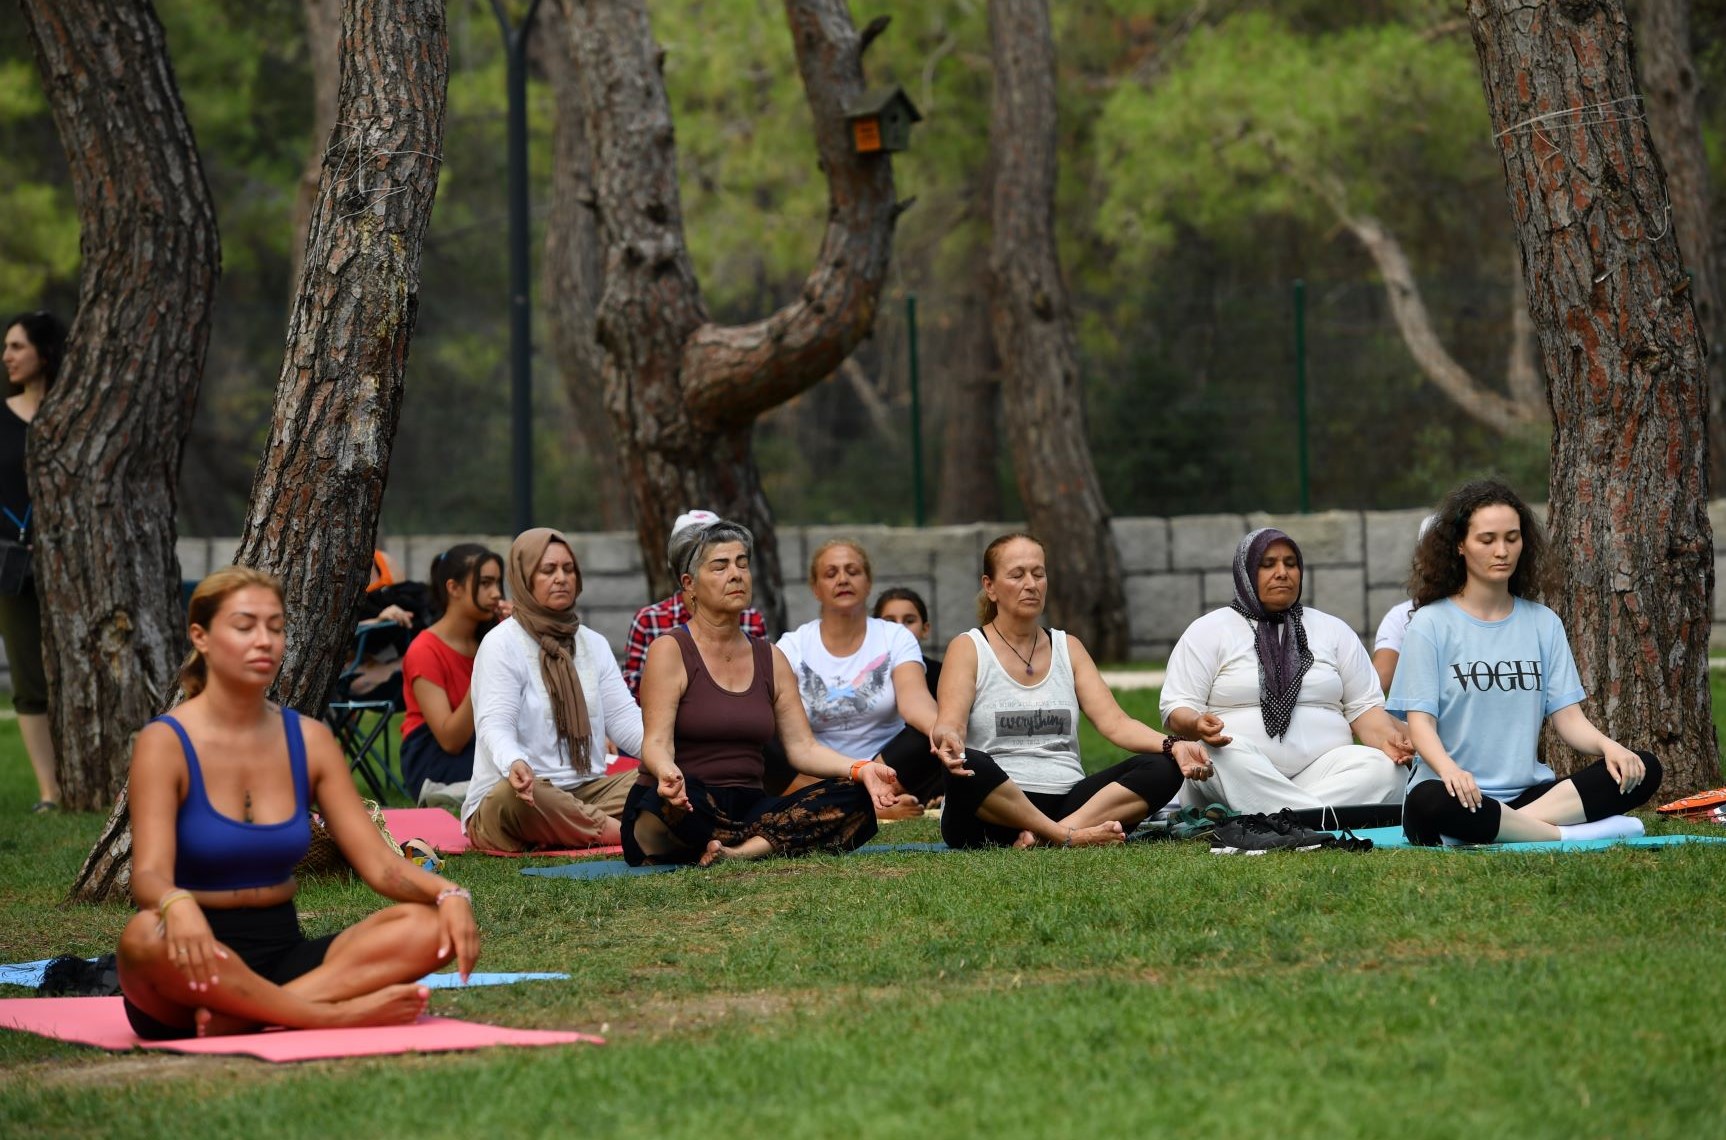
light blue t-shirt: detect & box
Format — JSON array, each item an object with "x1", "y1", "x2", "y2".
[{"x1": 1386, "y1": 597, "x2": 1586, "y2": 801}]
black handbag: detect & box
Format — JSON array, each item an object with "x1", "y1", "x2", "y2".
[{"x1": 0, "y1": 504, "x2": 32, "y2": 596}]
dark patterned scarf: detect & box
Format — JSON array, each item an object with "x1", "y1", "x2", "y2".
[{"x1": 1227, "y1": 528, "x2": 1313, "y2": 740}]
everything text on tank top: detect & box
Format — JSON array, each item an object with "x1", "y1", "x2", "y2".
[
  {"x1": 666, "y1": 625, "x2": 777, "y2": 788},
  {"x1": 963, "y1": 627, "x2": 1085, "y2": 795}
]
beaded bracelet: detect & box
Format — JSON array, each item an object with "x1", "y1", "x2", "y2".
[
  {"x1": 1160, "y1": 734, "x2": 1178, "y2": 757},
  {"x1": 435, "y1": 886, "x2": 472, "y2": 907}
]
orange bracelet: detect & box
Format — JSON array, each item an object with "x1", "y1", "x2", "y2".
[{"x1": 849, "y1": 759, "x2": 873, "y2": 782}]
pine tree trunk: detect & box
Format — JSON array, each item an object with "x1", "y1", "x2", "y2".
[
  {"x1": 68, "y1": 0, "x2": 450, "y2": 904},
  {"x1": 540, "y1": 0, "x2": 633, "y2": 531},
  {"x1": 1468, "y1": 0, "x2": 1719, "y2": 793},
  {"x1": 19, "y1": 0, "x2": 222, "y2": 810},
  {"x1": 986, "y1": 0, "x2": 1128, "y2": 659},
  {"x1": 936, "y1": 289, "x2": 1004, "y2": 525},
  {"x1": 289, "y1": 0, "x2": 344, "y2": 298},
  {"x1": 561, "y1": 0, "x2": 901, "y2": 633},
  {"x1": 1633, "y1": 0, "x2": 1726, "y2": 489}
]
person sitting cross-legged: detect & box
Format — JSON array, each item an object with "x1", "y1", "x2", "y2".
[
  {"x1": 1160, "y1": 528, "x2": 1413, "y2": 817},
  {"x1": 116, "y1": 568, "x2": 477, "y2": 1040},
  {"x1": 929, "y1": 533, "x2": 1207, "y2": 849}
]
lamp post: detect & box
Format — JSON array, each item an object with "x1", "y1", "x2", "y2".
[{"x1": 488, "y1": 0, "x2": 544, "y2": 535}]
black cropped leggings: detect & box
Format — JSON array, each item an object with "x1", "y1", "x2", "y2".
[
  {"x1": 940, "y1": 748, "x2": 1183, "y2": 849},
  {"x1": 761, "y1": 724, "x2": 946, "y2": 803},
  {"x1": 1403, "y1": 751, "x2": 1663, "y2": 846}
]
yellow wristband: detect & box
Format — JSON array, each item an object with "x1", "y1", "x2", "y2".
[{"x1": 157, "y1": 889, "x2": 191, "y2": 918}]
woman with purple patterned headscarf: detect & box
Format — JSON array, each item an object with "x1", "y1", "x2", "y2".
[{"x1": 1159, "y1": 528, "x2": 1414, "y2": 819}]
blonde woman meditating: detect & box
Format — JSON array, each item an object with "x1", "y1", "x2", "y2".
[
  {"x1": 117, "y1": 568, "x2": 478, "y2": 1040},
  {"x1": 929, "y1": 534, "x2": 1208, "y2": 848}
]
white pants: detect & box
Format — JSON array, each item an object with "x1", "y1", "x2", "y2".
[{"x1": 1179, "y1": 740, "x2": 1405, "y2": 815}]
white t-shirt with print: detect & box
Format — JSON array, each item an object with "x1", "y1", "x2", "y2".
[{"x1": 777, "y1": 618, "x2": 923, "y2": 759}]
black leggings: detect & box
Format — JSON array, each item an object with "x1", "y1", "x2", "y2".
[
  {"x1": 761, "y1": 725, "x2": 946, "y2": 803},
  {"x1": 1403, "y1": 752, "x2": 1663, "y2": 846},
  {"x1": 940, "y1": 748, "x2": 1183, "y2": 849}
]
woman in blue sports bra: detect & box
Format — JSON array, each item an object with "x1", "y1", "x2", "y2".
[{"x1": 115, "y1": 567, "x2": 480, "y2": 1039}]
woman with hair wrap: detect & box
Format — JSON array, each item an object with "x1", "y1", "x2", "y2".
[
  {"x1": 459, "y1": 529, "x2": 643, "y2": 851},
  {"x1": 1161, "y1": 528, "x2": 1412, "y2": 815}
]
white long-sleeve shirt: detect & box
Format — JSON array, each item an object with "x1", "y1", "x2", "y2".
[{"x1": 459, "y1": 618, "x2": 644, "y2": 823}]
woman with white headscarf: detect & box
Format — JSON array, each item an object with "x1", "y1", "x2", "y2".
[{"x1": 1161, "y1": 528, "x2": 1412, "y2": 815}]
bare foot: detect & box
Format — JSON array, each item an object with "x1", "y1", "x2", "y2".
[
  {"x1": 325, "y1": 984, "x2": 430, "y2": 1029},
  {"x1": 1012, "y1": 829, "x2": 1037, "y2": 848},
  {"x1": 194, "y1": 1006, "x2": 261, "y2": 1038},
  {"x1": 876, "y1": 794, "x2": 923, "y2": 822},
  {"x1": 698, "y1": 838, "x2": 772, "y2": 866},
  {"x1": 1065, "y1": 821, "x2": 1126, "y2": 848},
  {"x1": 698, "y1": 840, "x2": 726, "y2": 867}
]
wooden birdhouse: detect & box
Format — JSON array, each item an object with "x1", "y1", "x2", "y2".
[{"x1": 845, "y1": 86, "x2": 922, "y2": 155}]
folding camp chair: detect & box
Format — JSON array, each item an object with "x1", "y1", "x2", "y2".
[{"x1": 326, "y1": 619, "x2": 411, "y2": 803}]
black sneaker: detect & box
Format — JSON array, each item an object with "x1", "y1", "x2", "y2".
[{"x1": 1209, "y1": 809, "x2": 1333, "y2": 854}]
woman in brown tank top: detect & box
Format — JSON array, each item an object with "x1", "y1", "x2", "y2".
[{"x1": 624, "y1": 520, "x2": 902, "y2": 866}]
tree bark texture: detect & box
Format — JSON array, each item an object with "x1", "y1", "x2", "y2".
[
  {"x1": 561, "y1": 0, "x2": 901, "y2": 632},
  {"x1": 986, "y1": 0, "x2": 1128, "y2": 659},
  {"x1": 68, "y1": 0, "x2": 450, "y2": 905},
  {"x1": 936, "y1": 288, "x2": 1004, "y2": 524},
  {"x1": 20, "y1": 0, "x2": 222, "y2": 810},
  {"x1": 234, "y1": 0, "x2": 449, "y2": 714},
  {"x1": 540, "y1": 0, "x2": 633, "y2": 531},
  {"x1": 1469, "y1": 0, "x2": 1719, "y2": 793},
  {"x1": 1633, "y1": 0, "x2": 1726, "y2": 488},
  {"x1": 289, "y1": 0, "x2": 344, "y2": 299}
]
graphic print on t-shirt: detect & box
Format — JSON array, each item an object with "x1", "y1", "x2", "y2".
[
  {"x1": 995, "y1": 709, "x2": 1074, "y2": 738},
  {"x1": 798, "y1": 654, "x2": 892, "y2": 733}
]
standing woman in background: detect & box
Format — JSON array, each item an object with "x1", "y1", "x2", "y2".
[{"x1": 0, "y1": 311, "x2": 62, "y2": 812}]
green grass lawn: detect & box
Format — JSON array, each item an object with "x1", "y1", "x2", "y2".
[{"x1": 2, "y1": 695, "x2": 1725, "y2": 1138}]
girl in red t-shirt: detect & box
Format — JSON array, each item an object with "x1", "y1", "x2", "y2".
[{"x1": 400, "y1": 544, "x2": 505, "y2": 802}]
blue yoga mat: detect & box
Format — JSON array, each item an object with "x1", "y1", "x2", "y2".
[
  {"x1": 522, "y1": 842, "x2": 953, "y2": 880},
  {"x1": 1346, "y1": 826, "x2": 1726, "y2": 852},
  {"x1": 0, "y1": 959, "x2": 567, "y2": 991}
]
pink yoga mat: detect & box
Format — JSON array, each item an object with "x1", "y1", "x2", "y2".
[
  {"x1": 380, "y1": 808, "x2": 624, "y2": 859},
  {"x1": 0, "y1": 997, "x2": 602, "y2": 1061}
]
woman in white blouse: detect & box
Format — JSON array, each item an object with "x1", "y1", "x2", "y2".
[
  {"x1": 1160, "y1": 528, "x2": 1412, "y2": 816},
  {"x1": 459, "y1": 529, "x2": 643, "y2": 851}
]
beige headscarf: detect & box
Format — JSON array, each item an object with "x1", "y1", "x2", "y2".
[{"x1": 507, "y1": 528, "x2": 591, "y2": 769}]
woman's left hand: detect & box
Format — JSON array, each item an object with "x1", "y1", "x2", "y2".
[
  {"x1": 859, "y1": 762, "x2": 902, "y2": 810},
  {"x1": 1380, "y1": 732, "x2": 1416, "y2": 766},
  {"x1": 1603, "y1": 741, "x2": 1646, "y2": 793},
  {"x1": 435, "y1": 891, "x2": 480, "y2": 982},
  {"x1": 1171, "y1": 740, "x2": 1213, "y2": 781}
]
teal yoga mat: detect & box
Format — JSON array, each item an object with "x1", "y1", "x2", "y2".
[
  {"x1": 521, "y1": 842, "x2": 953, "y2": 880},
  {"x1": 0, "y1": 960, "x2": 567, "y2": 991},
  {"x1": 1346, "y1": 826, "x2": 1726, "y2": 852}
]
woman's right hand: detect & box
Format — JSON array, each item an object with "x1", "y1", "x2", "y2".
[
  {"x1": 1437, "y1": 761, "x2": 1482, "y2": 811},
  {"x1": 929, "y1": 726, "x2": 971, "y2": 776},
  {"x1": 1192, "y1": 713, "x2": 1232, "y2": 746},
  {"x1": 162, "y1": 899, "x2": 227, "y2": 992},
  {"x1": 507, "y1": 760, "x2": 536, "y2": 806},
  {"x1": 657, "y1": 764, "x2": 690, "y2": 811}
]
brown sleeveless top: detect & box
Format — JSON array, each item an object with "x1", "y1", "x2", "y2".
[{"x1": 664, "y1": 624, "x2": 777, "y2": 789}]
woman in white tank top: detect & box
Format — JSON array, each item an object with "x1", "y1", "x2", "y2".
[{"x1": 928, "y1": 535, "x2": 1212, "y2": 848}]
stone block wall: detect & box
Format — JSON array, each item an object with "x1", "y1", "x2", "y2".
[{"x1": 75, "y1": 500, "x2": 1722, "y2": 678}]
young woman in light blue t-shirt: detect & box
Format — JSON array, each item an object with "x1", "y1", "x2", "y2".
[{"x1": 1387, "y1": 480, "x2": 1662, "y2": 845}]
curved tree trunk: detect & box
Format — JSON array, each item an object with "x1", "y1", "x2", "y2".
[
  {"x1": 69, "y1": 0, "x2": 450, "y2": 904},
  {"x1": 562, "y1": 0, "x2": 901, "y2": 633},
  {"x1": 986, "y1": 0, "x2": 1127, "y2": 659},
  {"x1": 540, "y1": 0, "x2": 633, "y2": 531},
  {"x1": 1468, "y1": 0, "x2": 1718, "y2": 793},
  {"x1": 1633, "y1": 0, "x2": 1726, "y2": 489},
  {"x1": 20, "y1": 0, "x2": 222, "y2": 810}
]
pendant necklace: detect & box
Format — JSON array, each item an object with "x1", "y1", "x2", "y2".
[
  {"x1": 992, "y1": 622, "x2": 1038, "y2": 677},
  {"x1": 243, "y1": 789, "x2": 254, "y2": 823}
]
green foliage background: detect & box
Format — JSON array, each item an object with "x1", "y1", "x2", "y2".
[{"x1": 6, "y1": 0, "x2": 1722, "y2": 538}]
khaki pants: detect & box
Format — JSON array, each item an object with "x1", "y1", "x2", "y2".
[{"x1": 465, "y1": 770, "x2": 636, "y2": 851}]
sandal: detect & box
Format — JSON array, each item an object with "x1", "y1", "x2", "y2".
[{"x1": 30, "y1": 800, "x2": 59, "y2": 814}]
